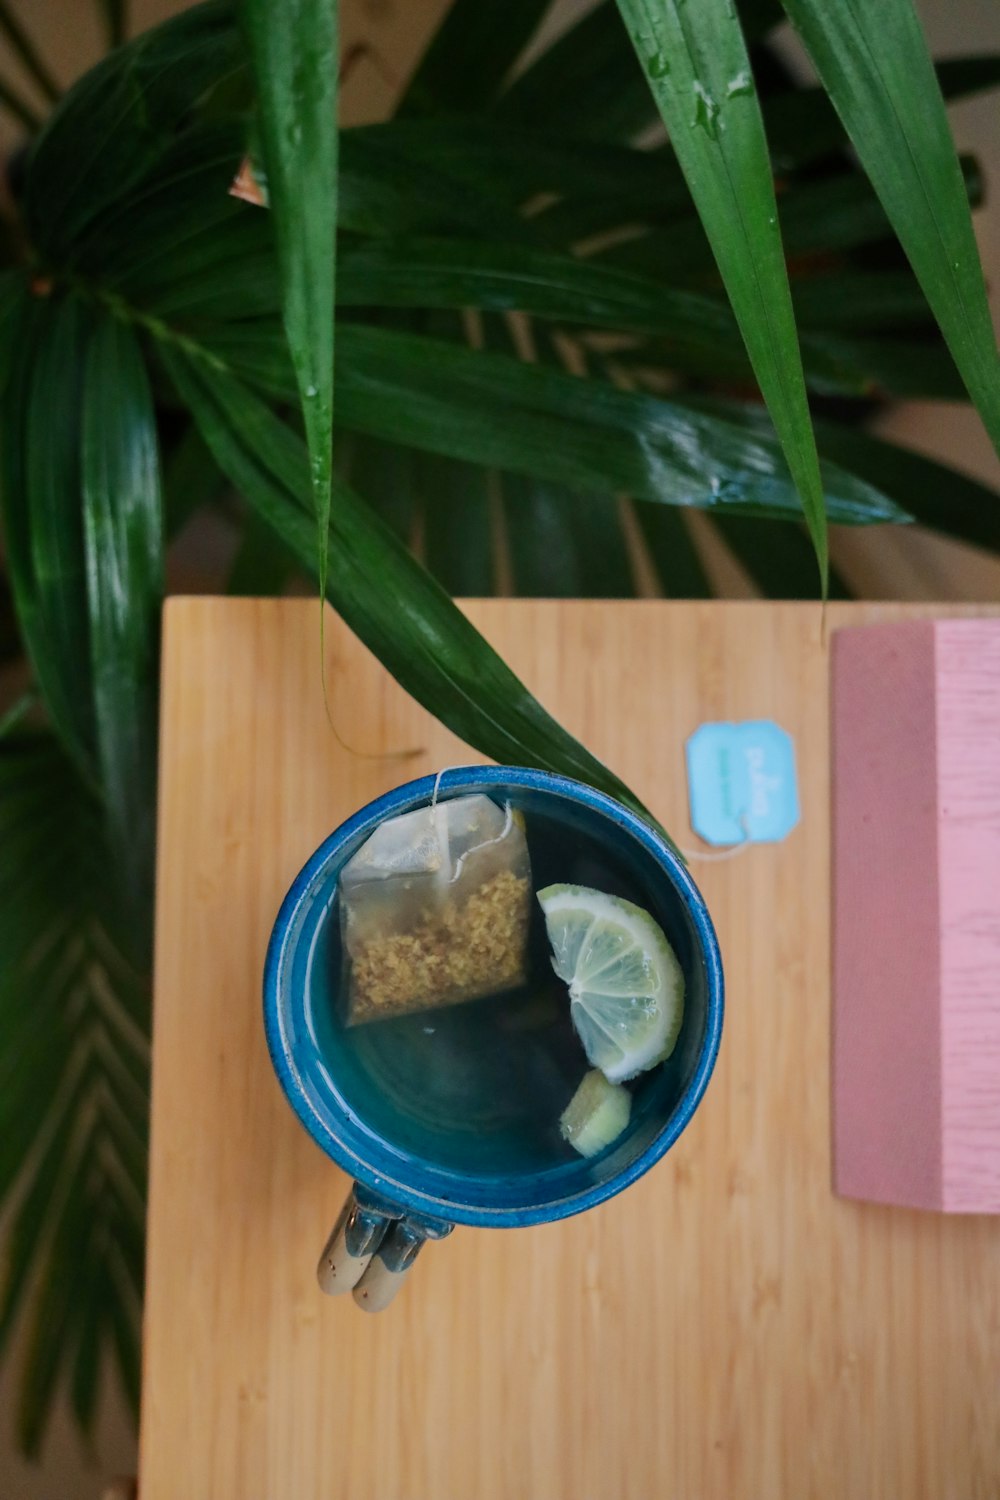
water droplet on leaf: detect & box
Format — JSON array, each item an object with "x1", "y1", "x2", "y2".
[
  {"x1": 709, "y1": 475, "x2": 747, "y2": 507},
  {"x1": 646, "y1": 50, "x2": 671, "y2": 80},
  {"x1": 726, "y1": 70, "x2": 753, "y2": 99},
  {"x1": 691, "y1": 80, "x2": 719, "y2": 140}
]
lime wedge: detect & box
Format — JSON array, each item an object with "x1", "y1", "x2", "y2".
[
  {"x1": 538, "y1": 884, "x2": 684, "y2": 1084},
  {"x1": 560, "y1": 1069, "x2": 631, "y2": 1157}
]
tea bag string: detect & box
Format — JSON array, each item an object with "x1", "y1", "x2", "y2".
[
  {"x1": 429, "y1": 767, "x2": 452, "y2": 892},
  {"x1": 451, "y1": 802, "x2": 513, "y2": 885},
  {"x1": 430, "y1": 764, "x2": 484, "y2": 811},
  {"x1": 680, "y1": 812, "x2": 754, "y2": 864},
  {"x1": 430, "y1": 767, "x2": 450, "y2": 811},
  {"x1": 430, "y1": 767, "x2": 515, "y2": 885},
  {"x1": 431, "y1": 768, "x2": 754, "y2": 867}
]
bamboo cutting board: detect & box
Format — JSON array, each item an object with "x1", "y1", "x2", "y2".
[{"x1": 143, "y1": 597, "x2": 1000, "y2": 1500}]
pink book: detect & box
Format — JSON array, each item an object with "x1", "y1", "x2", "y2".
[{"x1": 832, "y1": 619, "x2": 1000, "y2": 1213}]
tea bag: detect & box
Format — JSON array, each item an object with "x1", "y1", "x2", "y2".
[{"x1": 340, "y1": 794, "x2": 532, "y2": 1024}]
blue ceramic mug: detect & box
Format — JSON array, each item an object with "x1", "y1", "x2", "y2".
[{"x1": 264, "y1": 767, "x2": 724, "y2": 1312}]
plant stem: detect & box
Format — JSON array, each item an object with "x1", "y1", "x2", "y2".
[
  {"x1": 99, "y1": 0, "x2": 127, "y2": 49},
  {"x1": 0, "y1": 68, "x2": 40, "y2": 130},
  {"x1": 0, "y1": 1, "x2": 60, "y2": 104},
  {"x1": 53, "y1": 269, "x2": 231, "y2": 375}
]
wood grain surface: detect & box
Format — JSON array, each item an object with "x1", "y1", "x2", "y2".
[{"x1": 142, "y1": 598, "x2": 1000, "y2": 1500}]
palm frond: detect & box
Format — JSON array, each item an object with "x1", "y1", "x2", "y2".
[
  {"x1": 0, "y1": 734, "x2": 148, "y2": 1456},
  {"x1": 780, "y1": 0, "x2": 1000, "y2": 455},
  {"x1": 242, "y1": 0, "x2": 337, "y2": 605},
  {"x1": 3, "y1": 0, "x2": 1000, "y2": 1458},
  {"x1": 160, "y1": 341, "x2": 665, "y2": 833}
]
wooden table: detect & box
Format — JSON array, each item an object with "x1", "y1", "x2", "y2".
[{"x1": 143, "y1": 598, "x2": 1000, "y2": 1500}]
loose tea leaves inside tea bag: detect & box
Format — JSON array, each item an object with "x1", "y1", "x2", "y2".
[{"x1": 340, "y1": 794, "x2": 532, "y2": 1024}]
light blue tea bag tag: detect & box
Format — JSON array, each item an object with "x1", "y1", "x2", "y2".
[{"x1": 685, "y1": 721, "x2": 799, "y2": 847}]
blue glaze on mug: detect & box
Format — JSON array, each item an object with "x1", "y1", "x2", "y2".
[{"x1": 264, "y1": 767, "x2": 724, "y2": 1229}]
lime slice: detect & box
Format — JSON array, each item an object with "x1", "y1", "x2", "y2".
[
  {"x1": 560, "y1": 1069, "x2": 631, "y2": 1157},
  {"x1": 538, "y1": 884, "x2": 684, "y2": 1084}
]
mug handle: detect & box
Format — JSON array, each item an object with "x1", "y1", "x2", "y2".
[{"x1": 317, "y1": 1183, "x2": 453, "y2": 1313}]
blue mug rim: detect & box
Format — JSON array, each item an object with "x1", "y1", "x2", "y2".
[{"x1": 263, "y1": 766, "x2": 724, "y2": 1228}]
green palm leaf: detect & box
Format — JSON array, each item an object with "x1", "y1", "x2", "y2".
[
  {"x1": 81, "y1": 313, "x2": 163, "y2": 931},
  {"x1": 326, "y1": 325, "x2": 905, "y2": 526},
  {"x1": 780, "y1": 0, "x2": 1000, "y2": 453},
  {"x1": 485, "y1": 323, "x2": 637, "y2": 601},
  {"x1": 163, "y1": 424, "x2": 227, "y2": 542},
  {"x1": 765, "y1": 55, "x2": 1000, "y2": 171},
  {"x1": 398, "y1": 0, "x2": 551, "y2": 117},
  {"x1": 415, "y1": 308, "x2": 496, "y2": 597},
  {"x1": 493, "y1": 0, "x2": 660, "y2": 142},
  {"x1": 6, "y1": 0, "x2": 1000, "y2": 1458},
  {"x1": 420, "y1": 449, "x2": 495, "y2": 598},
  {"x1": 590, "y1": 152, "x2": 982, "y2": 276},
  {"x1": 337, "y1": 234, "x2": 741, "y2": 337},
  {"x1": 24, "y1": 1, "x2": 242, "y2": 261},
  {"x1": 0, "y1": 735, "x2": 149, "y2": 1456},
  {"x1": 811, "y1": 422, "x2": 1000, "y2": 557},
  {"x1": 201, "y1": 321, "x2": 910, "y2": 525},
  {"x1": 335, "y1": 235, "x2": 960, "y2": 400},
  {"x1": 344, "y1": 435, "x2": 416, "y2": 545},
  {"x1": 0, "y1": 291, "x2": 96, "y2": 783},
  {"x1": 159, "y1": 343, "x2": 669, "y2": 840},
  {"x1": 528, "y1": 323, "x2": 649, "y2": 598},
  {"x1": 339, "y1": 130, "x2": 539, "y2": 241},
  {"x1": 359, "y1": 119, "x2": 685, "y2": 210},
  {"x1": 683, "y1": 393, "x2": 1000, "y2": 556},
  {"x1": 226, "y1": 511, "x2": 297, "y2": 596},
  {"x1": 242, "y1": 0, "x2": 337, "y2": 604},
  {"x1": 494, "y1": 0, "x2": 781, "y2": 142},
  {"x1": 70, "y1": 122, "x2": 252, "y2": 286},
  {"x1": 502, "y1": 475, "x2": 637, "y2": 597},
  {"x1": 636, "y1": 506, "x2": 713, "y2": 599},
  {"x1": 788, "y1": 272, "x2": 932, "y2": 333},
  {"x1": 712, "y1": 515, "x2": 851, "y2": 599},
  {"x1": 615, "y1": 0, "x2": 828, "y2": 585}
]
